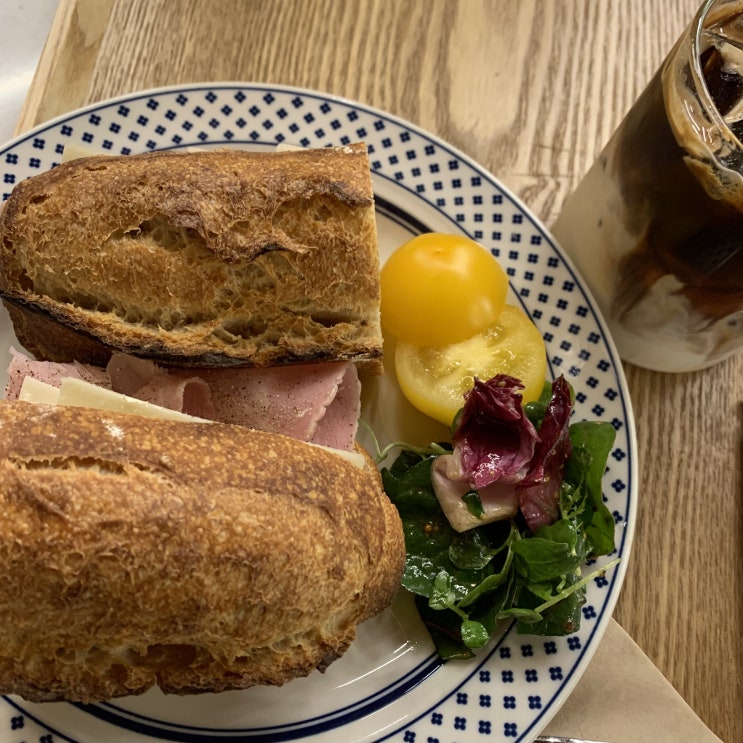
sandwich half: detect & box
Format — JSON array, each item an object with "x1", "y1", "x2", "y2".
[
  {"x1": 0, "y1": 401, "x2": 404, "y2": 703},
  {"x1": 0, "y1": 144, "x2": 382, "y2": 368}
]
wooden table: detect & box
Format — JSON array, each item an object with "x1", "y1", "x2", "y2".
[{"x1": 15, "y1": 1, "x2": 741, "y2": 741}]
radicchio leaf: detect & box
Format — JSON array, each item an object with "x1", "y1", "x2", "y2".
[
  {"x1": 453, "y1": 375, "x2": 539, "y2": 489},
  {"x1": 517, "y1": 375, "x2": 573, "y2": 532}
]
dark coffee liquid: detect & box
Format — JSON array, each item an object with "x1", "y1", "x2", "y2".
[
  {"x1": 552, "y1": 5, "x2": 743, "y2": 370},
  {"x1": 612, "y1": 45, "x2": 743, "y2": 331}
]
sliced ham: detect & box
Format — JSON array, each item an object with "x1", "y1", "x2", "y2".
[
  {"x1": 106, "y1": 354, "x2": 166, "y2": 398},
  {"x1": 310, "y1": 364, "x2": 361, "y2": 450},
  {"x1": 5, "y1": 347, "x2": 110, "y2": 400},
  {"x1": 106, "y1": 355, "x2": 216, "y2": 421},
  {"x1": 5, "y1": 350, "x2": 361, "y2": 452},
  {"x1": 131, "y1": 375, "x2": 216, "y2": 421},
  {"x1": 194, "y1": 362, "x2": 360, "y2": 451}
]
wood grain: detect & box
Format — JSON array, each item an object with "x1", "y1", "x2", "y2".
[
  {"x1": 14, "y1": 0, "x2": 113, "y2": 135},
  {"x1": 14, "y1": 1, "x2": 743, "y2": 741}
]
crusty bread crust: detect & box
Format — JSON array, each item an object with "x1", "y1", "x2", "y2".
[
  {"x1": 0, "y1": 145, "x2": 381, "y2": 368},
  {"x1": 0, "y1": 402, "x2": 404, "y2": 703}
]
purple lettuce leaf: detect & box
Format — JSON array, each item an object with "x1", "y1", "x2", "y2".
[
  {"x1": 517, "y1": 375, "x2": 573, "y2": 532},
  {"x1": 453, "y1": 375, "x2": 539, "y2": 489}
]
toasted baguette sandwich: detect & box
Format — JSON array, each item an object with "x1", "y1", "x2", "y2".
[
  {"x1": 0, "y1": 145, "x2": 402, "y2": 703},
  {"x1": 0, "y1": 401, "x2": 404, "y2": 703},
  {"x1": 0, "y1": 144, "x2": 381, "y2": 368}
]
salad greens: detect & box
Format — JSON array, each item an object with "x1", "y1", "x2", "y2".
[{"x1": 378, "y1": 376, "x2": 618, "y2": 661}]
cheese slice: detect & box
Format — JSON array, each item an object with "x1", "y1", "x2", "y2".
[
  {"x1": 56, "y1": 378, "x2": 207, "y2": 422},
  {"x1": 63, "y1": 142, "x2": 303, "y2": 164},
  {"x1": 20, "y1": 375, "x2": 205, "y2": 423},
  {"x1": 310, "y1": 443, "x2": 366, "y2": 470},
  {"x1": 18, "y1": 377, "x2": 61, "y2": 404},
  {"x1": 61, "y1": 142, "x2": 106, "y2": 163}
]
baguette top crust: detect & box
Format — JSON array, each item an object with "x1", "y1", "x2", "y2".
[
  {"x1": 0, "y1": 401, "x2": 404, "y2": 702},
  {"x1": 0, "y1": 145, "x2": 381, "y2": 368}
]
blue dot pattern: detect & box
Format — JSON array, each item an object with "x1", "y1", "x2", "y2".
[{"x1": 0, "y1": 84, "x2": 636, "y2": 743}]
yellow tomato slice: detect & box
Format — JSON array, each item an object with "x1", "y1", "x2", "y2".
[
  {"x1": 380, "y1": 233, "x2": 509, "y2": 346},
  {"x1": 394, "y1": 304, "x2": 547, "y2": 426}
]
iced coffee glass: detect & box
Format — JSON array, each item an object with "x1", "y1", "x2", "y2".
[{"x1": 553, "y1": 0, "x2": 743, "y2": 372}]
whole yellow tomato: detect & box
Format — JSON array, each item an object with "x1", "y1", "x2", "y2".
[{"x1": 380, "y1": 233, "x2": 509, "y2": 346}]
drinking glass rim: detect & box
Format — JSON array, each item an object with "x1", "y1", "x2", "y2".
[{"x1": 690, "y1": 0, "x2": 743, "y2": 148}]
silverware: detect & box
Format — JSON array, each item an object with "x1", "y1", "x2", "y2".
[{"x1": 535, "y1": 737, "x2": 613, "y2": 743}]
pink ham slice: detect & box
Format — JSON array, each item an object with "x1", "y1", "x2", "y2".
[
  {"x1": 4, "y1": 347, "x2": 110, "y2": 398},
  {"x1": 107, "y1": 353, "x2": 360, "y2": 450},
  {"x1": 4, "y1": 350, "x2": 361, "y2": 452},
  {"x1": 106, "y1": 355, "x2": 216, "y2": 421},
  {"x1": 193, "y1": 363, "x2": 360, "y2": 451}
]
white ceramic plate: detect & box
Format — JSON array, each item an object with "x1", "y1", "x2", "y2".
[{"x1": 0, "y1": 84, "x2": 637, "y2": 743}]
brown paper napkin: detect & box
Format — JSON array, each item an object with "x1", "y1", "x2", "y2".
[{"x1": 543, "y1": 619, "x2": 723, "y2": 743}]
